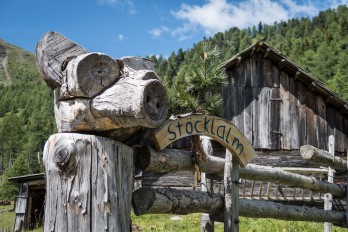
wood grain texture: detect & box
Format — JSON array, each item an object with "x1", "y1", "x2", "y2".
[
  {"x1": 153, "y1": 115, "x2": 256, "y2": 167},
  {"x1": 300, "y1": 145, "x2": 347, "y2": 173},
  {"x1": 43, "y1": 133, "x2": 133, "y2": 232},
  {"x1": 54, "y1": 71, "x2": 168, "y2": 133},
  {"x1": 63, "y1": 52, "x2": 120, "y2": 98},
  {"x1": 132, "y1": 188, "x2": 346, "y2": 225},
  {"x1": 36, "y1": 31, "x2": 87, "y2": 89}
]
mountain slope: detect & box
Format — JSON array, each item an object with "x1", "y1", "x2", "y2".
[{"x1": 0, "y1": 39, "x2": 42, "y2": 85}]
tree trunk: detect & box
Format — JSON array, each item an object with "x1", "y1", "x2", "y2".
[
  {"x1": 301, "y1": 145, "x2": 347, "y2": 173},
  {"x1": 43, "y1": 133, "x2": 133, "y2": 232},
  {"x1": 136, "y1": 147, "x2": 346, "y2": 196},
  {"x1": 132, "y1": 188, "x2": 346, "y2": 225}
]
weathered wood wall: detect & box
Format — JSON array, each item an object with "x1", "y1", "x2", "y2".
[{"x1": 223, "y1": 53, "x2": 348, "y2": 153}]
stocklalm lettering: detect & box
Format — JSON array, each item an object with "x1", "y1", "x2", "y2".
[{"x1": 167, "y1": 116, "x2": 244, "y2": 156}]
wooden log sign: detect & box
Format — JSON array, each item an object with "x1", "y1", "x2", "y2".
[{"x1": 154, "y1": 115, "x2": 256, "y2": 166}]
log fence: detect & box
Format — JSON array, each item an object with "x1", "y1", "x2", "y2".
[{"x1": 133, "y1": 137, "x2": 348, "y2": 231}]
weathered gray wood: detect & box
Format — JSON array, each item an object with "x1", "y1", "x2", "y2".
[
  {"x1": 241, "y1": 164, "x2": 345, "y2": 197},
  {"x1": 201, "y1": 172, "x2": 214, "y2": 232},
  {"x1": 269, "y1": 87, "x2": 280, "y2": 150},
  {"x1": 91, "y1": 73, "x2": 167, "y2": 128},
  {"x1": 324, "y1": 135, "x2": 335, "y2": 232},
  {"x1": 63, "y1": 52, "x2": 120, "y2": 98},
  {"x1": 43, "y1": 133, "x2": 133, "y2": 232},
  {"x1": 120, "y1": 56, "x2": 155, "y2": 72},
  {"x1": 258, "y1": 87, "x2": 270, "y2": 148},
  {"x1": 36, "y1": 31, "x2": 88, "y2": 89},
  {"x1": 136, "y1": 146, "x2": 224, "y2": 174},
  {"x1": 200, "y1": 137, "x2": 215, "y2": 232},
  {"x1": 306, "y1": 91, "x2": 318, "y2": 147},
  {"x1": 132, "y1": 188, "x2": 223, "y2": 215},
  {"x1": 132, "y1": 188, "x2": 346, "y2": 224},
  {"x1": 54, "y1": 71, "x2": 167, "y2": 134},
  {"x1": 224, "y1": 151, "x2": 239, "y2": 232},
  {"x1": 136, "y1": 147, "x2": 346, "y2": 196},
  {"x1": 36, "y1": 32, "x2": 168, "y2": 140},
  {"x1": 300, "y1": 145, "x2": 347, "y2": 173}
]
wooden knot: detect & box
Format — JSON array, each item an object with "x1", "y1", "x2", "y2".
[{"x1": 53, "y1": 139, "x2": 77, "y2": 172}]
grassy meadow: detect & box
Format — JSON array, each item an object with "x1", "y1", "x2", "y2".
[{"x1": 1, "y1": 206, "x2": 347, "y2": 231}]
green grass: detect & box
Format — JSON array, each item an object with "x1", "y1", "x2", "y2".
[
  {"x1": 0, "y1": 202, "x2": 15, "y2": 231},
  {"x1": 1, "y1": 208, "x2": 347, "y2": 231},
  {"x1": 131, "y1": 214, "x2": 348, "y2": 232}
]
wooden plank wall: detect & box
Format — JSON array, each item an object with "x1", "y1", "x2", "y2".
[{"x1": 223, "y1": 53, "x2": 348, "y2": 154}]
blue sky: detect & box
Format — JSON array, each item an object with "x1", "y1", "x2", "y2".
[{"x1": 0, "y1": 0, "x2": 347, "y2": 59}]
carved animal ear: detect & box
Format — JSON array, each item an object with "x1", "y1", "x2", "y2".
[
  {"x1": 62, "y1": 52, "x2": 120, "y2": 98},
  {"x1": 35, "y1": 31, "x2": 88, "y2": 89},
  {"x1": 119, "y1": 56, "x2": 155, "y2": 72}
]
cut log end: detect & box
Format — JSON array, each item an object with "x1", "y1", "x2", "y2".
[
  {"x1": 67, "y1": 53, "x2": 120, "y2": 98},
  {"x1": 300, "y1": 145, "x2": 315, "y2": 159},
  {"x1": 143, "y1": 80, "x2": 168, "y2": 124},
  {"x1": 132, "y1": 187, "x2": 156, "y2": 215}
]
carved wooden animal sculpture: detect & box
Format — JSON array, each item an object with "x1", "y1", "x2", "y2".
[
  {"x1": 36, "y1": 31, "x2": 168, "y2": 141},
  {"x1": 35, "y1": 31, "x2": 168, "y2": 232}
]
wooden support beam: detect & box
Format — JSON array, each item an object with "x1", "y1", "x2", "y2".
[
  {"x1": 136, "y1": 147, "x2": 346, "y2": 196},
  {"x1": 132, "y1": 188, "x2": 346, "y2": 225},
  {"x1": 249, "y1": 47, "x2": 256, "y2": 57},
  {"x1": 293, "y1": 71, "x2": 301, "y2": 81},
  {"x1": 300, "y1": 145, "x2": 347, "y2": 173},
  {"x1": 277, "y1": 59, "x2": 286, "y2": 70},
  {"x1": 308, "y1": 81, "x2": 317, "y2": 91},
  {"x1": 263, "y1": 48, "x2": 271, "y2": 58}
]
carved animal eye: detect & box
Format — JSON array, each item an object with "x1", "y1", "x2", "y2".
[{"x1": 64, "y1": 53, "x2": 120, "y2": 98}]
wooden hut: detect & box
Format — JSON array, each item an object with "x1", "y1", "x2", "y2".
[
  {"x1": 221, "y1": 40, "x2": 348, "y2": 167},
  {"x1": 141, "y1": 41, "x2": 348, "y2": 199},
  {"x1": 8, "y1": 173, "x2": 45, "y2": 231}
]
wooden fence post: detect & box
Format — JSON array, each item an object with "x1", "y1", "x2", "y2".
[
  {"x1": 324, "y1": 135, "x2": 335, "y2": 232},
  {"x1": 43, "y1": 133, "x2": 133, "y2": 232},
  {"x1": 224, "y1": 150, "x2": 239, "y2": 232},
  {"x1": 201, "y1": 137, "x2": 215, "y2": 232}
]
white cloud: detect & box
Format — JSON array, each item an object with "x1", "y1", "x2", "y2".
[
  {"x1": 149, "y1": 26, "x2": 169, "y2": 38},
  {"x1": 329, "y1": 0, "x2": 348, "y2": 8},
  {"x1": 118, "y1": 34, "x2": 124, "y2": 42},
  {"x1": 98, "y1": 0, "x2": 136, "y2": 15},
  {"x1": 170, "y1": 0, "x2": 326, "y2": 39}
]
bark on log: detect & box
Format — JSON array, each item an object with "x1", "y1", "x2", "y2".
[
  {"x1": 132, "y1": 188, "x2": 346, "y2": 225},
  {"x1": 301, "y1": 145, "x2": 347, "y2": 173},
  {"x1": 43, "y1": 133, "x2": 133, "y2": 232},
  {"x1": 132, "y1": 188, "x2": 223, "y2": 216},
  {"x1": 136, "y1": 147, "x2": 346, "y2": 196},
  {"x1": 36, "y1": 31, "x2": 87, "y2": 89}
]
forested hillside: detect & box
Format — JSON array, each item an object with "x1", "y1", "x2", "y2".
[
  {"x1": 0, "y1": 40, "x2": 56, "y2": 199},
  {"x1": 149, "y1": 5, "x2": 348, "y2": 104},
  {"x1": 0, "y1": 5, "x2": 348, "y2": 199}
]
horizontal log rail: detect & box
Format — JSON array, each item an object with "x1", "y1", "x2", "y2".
[
  {"x1": 300, "y1": 145, "x2": 347, "y2": 173},
  {"x1": 132, "y1": 188, "x2": 346, "y2": 225},
  {"x1": 135, "y1": 146, "x2": 346, "y2": 196}
]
